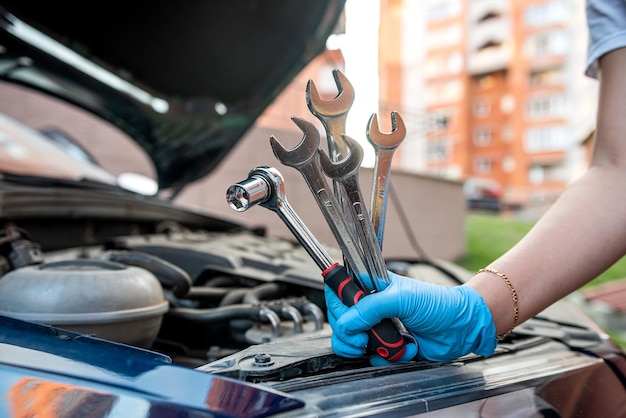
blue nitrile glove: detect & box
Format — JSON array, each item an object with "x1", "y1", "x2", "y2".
[
  {"x1": 325, "y1": 271, "x2": 498, "y2": 363},
  {"x1": 325, "y1": 291, "x2": 419, "y2": 363}
]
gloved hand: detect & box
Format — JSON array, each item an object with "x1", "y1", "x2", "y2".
[{"x1": 325, "y1": 271, "x2": 497, "y2": 363}]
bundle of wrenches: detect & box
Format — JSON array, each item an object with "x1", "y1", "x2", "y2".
[{"x1": 226, "y1": 69, "x2": 410, "y2": 361}]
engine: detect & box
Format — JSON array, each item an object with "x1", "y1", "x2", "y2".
[{"x1": 0, "y1": 224, "x2": 335, "y2": 369}]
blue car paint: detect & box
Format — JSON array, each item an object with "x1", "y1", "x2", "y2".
[{"x1": 0, "y1": 316, "x2": 304, "y2": 417}]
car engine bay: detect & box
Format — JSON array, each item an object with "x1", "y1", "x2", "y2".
[
  {"x1": 0, "y1": 214, "x2": 475, "y2": 379},
  {"x1": 0, "y1": 222, "x2": 328, "y2": 358}
]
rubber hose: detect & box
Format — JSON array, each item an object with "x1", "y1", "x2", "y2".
[
  {"x1": 167, "y1": 304, "x2": 269, "y2": 322},
  {"x1": 100, "y1": 250, "x2": 192, "y2": 297},
  {"x1": 242, "y1": 282, "x2": 285, "y2": 304}
]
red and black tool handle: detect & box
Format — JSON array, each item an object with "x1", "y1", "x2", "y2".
[{"x1": 322, "y1": 261, "x2": 407, "y2": 361}]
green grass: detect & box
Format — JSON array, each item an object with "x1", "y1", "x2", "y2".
[
  {"x1": 458, "y1": 212, "x2": 626, "y2": 350},
  {"x1": 456, "y1": 212, "x2": 626, "y2": 288},
  {"x1": 456, "y1": 213, "x2": 534, "y2": 273}
]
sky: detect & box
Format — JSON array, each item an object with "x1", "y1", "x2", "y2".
[{"x1": 327, "y1": 0, "x2": 381, "y2": 167}]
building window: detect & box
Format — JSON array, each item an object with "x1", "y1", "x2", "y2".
[
  {"x1": 524, "y1": 126, "x2": 567, "y2": 152},
  {"x1": 527, "y1": 95, "x2": 565, "y2": 119},
  {"x1": 474, "y1": 157, "x2": 492, "y2": 174},
  {"x1": 526, "y1": 31, "x2": 569, "y2": 57},
  {"x1": 426, "y1": 138, "x2": 451, "y2": 162},
  {"x1": 502, "y1": 154, "x2": 516, "y2": 173},
  {"x1": 529, "y1": 162, "x2": 567, "y2": 184},
  {"x1": 427, "y1": 109, "x2": 453, "y2": 133},
  {"x1": 425, "y1": 51, "x2": 464, "y2": 76},
  {"x1": 529, "y1": 68, "x2": 562, "y2": 86},
  {"x1": 524, "y1": 1, "x2": 569, "y2": 27},
  {"x1": 476, "y1": 74, "x2": 496, "y2": 89},
  {"x1": 500, "y1": 94, "x2": 515, "y2": 114},
  {"x1": 426, "y1": 0, "x2": 461, "y2": 21},
  {"x1": 473, "y1": 100, "x2": 490, "y2": 117},
  {"x1": 529, "y1": 165, "x2": 544, "y2": 184},
  {"x1": 473, "y1": 127, "x2": 492, "y2": 146},
  {"x1": 427, "y1": 24, "x2": 462, "y2": 48}
]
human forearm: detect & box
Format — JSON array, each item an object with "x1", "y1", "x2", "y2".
[
  {"x1": 469, "y1": 48, "x2": 626, "y2": 336},
  {"x1": 469, "y1": 168, "x2": 626, "y2": 335}
]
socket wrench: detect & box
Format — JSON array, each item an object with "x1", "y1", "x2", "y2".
[{"x1": 226, "y1": 166, "x2": 408, "y2": 361}]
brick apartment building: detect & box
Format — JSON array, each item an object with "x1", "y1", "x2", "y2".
[{"x1": 377, "y1": 0, "x2": 596, "y2": 208}]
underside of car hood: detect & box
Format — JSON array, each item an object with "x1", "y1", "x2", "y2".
[{"x1": 0, "y1": 1, "x2": 345, "y2": 192}]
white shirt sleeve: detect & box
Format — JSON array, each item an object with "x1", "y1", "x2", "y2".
[{"x1": 586, "y1": 0, "x2": 626, "y2": 78}]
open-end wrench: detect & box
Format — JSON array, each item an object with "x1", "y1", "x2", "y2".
[
  {"x1": 306, "y1": 69, "x2": 355, "y2": 161},
  {"x1": 269, "y1": 117, "x2": 375, "y2": 291},
  {"x1": 225, "y1": 166, "x2": 408, "y2": 361},
  {"x1": 367, "y1": 111, "x2": 407, "y2": 249},
  {"x1": 319, "y1": 134, "x2": 389, "y2": 287},
  {"x1": 307, "y1": 69, "x2": 356, "y2": 264}
]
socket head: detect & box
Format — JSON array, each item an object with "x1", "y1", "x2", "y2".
[{"x1": 226, "y1": 166, "x2": 286, "y2": 212}]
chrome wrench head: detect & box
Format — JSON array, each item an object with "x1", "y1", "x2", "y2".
[
  {"x1": 306, "y1": 69, "x2": 355, "y2": 120},
  {"x1": 318, "y1": 134, "x2": 363, "y2": 180},
  {"x1": 307, "y1": 69, "x2": 356, "y2": 252},
  {"x1": 270, "y1": 117, "x2": 320, "y2": 169},
  {"x1": 366, "y1": 111, "x2": 407, "y2": 150},
  {"x1": 306, "y1": 69, "x2": 355, "y2": 162},
  {"x1": 226, "y1": 166, "x2": 286, "y2": 212},
  {"x1": 366, "y1": 111, "x2": 407, "y2": 248}
]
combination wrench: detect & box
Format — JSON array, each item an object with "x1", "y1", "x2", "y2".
[
  {"x1": 319, "y1": 134, "x2": 388, "y2": 286},
  {"x1": 306, "y1": 68, "x2": 354, "y2": 163},
  {"x1": 367, "y1": 111, "x2": 407, "y2": 248},
  {"x1": 307, "y1": 69, "x2": 356, "y2": 267},
  {"x1": 269, "y1": 116, "x2": 375, "y2": 291},
  {"x1": 225, "y1": 166, "x2": 408, "y2": 361}
]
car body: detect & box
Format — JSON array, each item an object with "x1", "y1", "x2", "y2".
[
  {"x1": 464, "y1": 177, "x2": 503, "y2": 213},
  {"x1": 0, "y1": 2, "x2": 625, "y2": 417}
]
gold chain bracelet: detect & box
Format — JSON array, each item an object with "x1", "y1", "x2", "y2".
[{"x1": 477, "y1": 267, "x2": 519, "y2": 341}]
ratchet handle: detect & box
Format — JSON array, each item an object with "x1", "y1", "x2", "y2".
[{"x1": 322, "y1": 262, "x2": 407, "y2": 362}]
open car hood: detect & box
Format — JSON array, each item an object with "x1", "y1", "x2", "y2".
[{"x1": 0, "y1": 1, "x2": 345, "y2": 192}]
